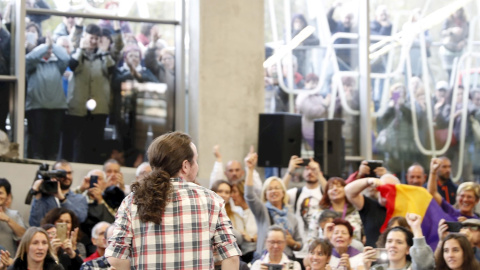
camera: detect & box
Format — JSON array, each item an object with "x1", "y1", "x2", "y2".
[
  {"x1": 25, "y1": 164, "x2": 66, "y2": 205},
  {"x1": 36, "y1": 164, "x2": 66, "y2": 194}
]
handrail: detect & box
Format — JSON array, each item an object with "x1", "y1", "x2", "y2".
[
  {"x1": 0, "y1": 75, "x2": 17, "y2": 81},
  {"x1": 26, "y1": 7, "x2": 180, "y2": 24},
  {"x1": 451, "y1": 14, "x2": 480, "y2": 182}
]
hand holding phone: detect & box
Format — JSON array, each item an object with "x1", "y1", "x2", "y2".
[
  {"x1": 89, "y1": 175, "x2": 98, "y2": 189},
  {"x1": 262, "y1": 263, "x2": 283, "y2": 270},
  {"x1": 445, "y1": 221, "x2": 463, "y2": 232},
  {"x1": 56, "y1": 223, "x2": 68, "y2": 242},
  {"x1": 366, "y1": 160, "x2": 383, "y2": 177},
  {"x1": 374, "y1": 248, "x2": 388, "y2": 262}
]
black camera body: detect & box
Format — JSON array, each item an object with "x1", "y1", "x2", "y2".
[
  {"x1": 36, "y1": 169, "x2": 66, "y2": 194},
  {"x1": 25, "y1": 164, "x2": 67, "y2": 205}
]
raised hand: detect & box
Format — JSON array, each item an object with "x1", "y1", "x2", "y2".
[
  {"x1": 430, "y1": 158, "x2": 441, "y2": 174},
  {"x1": 213, "y1": 145, "x2": 222, "y2": 162},
  {"x1": 244, "y1": 146, "x2": 258, "y2": 171},
  {"x1": 437, "y1": 219, "x2": 449, "y2": 241},
  {"x1": 358, "y1": 161, "x2": 371, "y2": 178},
  {"x1": 406, "y1": 212, "x2": 423, "y2": 237},
  {"x1": 287, "y1": 155, "x2": 303, "y2": 174}
]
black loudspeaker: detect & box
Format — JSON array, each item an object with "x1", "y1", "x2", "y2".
[
  {"x1": 258, "y1": 113, "x2": 302, "y2": 168},
  {"x1": 314, "y1": 119, "x2": 345, "y2": 177}
]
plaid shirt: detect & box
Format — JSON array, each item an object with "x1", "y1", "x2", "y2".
[
  {"x1": 80, "y1": 256, "x2": 110, "y2": 270},
  {"x1": 105, "y1": 178, "x2": 241, "y2": 269}
]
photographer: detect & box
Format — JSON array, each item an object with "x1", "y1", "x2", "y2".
[
  {"x1": 29, "y1": 160, "x2": 88, "y2": 227},
  {"x1": 77, "y1": 170, "x2": 121, "y2": 256}
]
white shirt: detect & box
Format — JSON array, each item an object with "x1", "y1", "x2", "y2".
[{"x1": 287, "y1": 186, "x2": 323, "y2": 241}]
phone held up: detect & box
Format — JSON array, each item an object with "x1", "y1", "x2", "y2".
[{"x1": 366, "y1": 160, "x2": 383, "y2": 177}]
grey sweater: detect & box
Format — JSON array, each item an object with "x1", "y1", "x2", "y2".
[
  {"x1": 371, "y1": 237, "x2": 435, "y2": 270},
  {"x1": 245, "y1": 185, "x2": 302, "y2": 258}
]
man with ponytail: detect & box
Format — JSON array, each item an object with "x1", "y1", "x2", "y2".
[{"x1": 105, "y1": 131, "x2": 241, "y2": 269}]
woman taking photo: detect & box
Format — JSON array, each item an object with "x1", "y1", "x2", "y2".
[
  {"x1": 231, "y1": 180, "x2": 257, "y2": 263},
  {"x1": 244, "y1": 152, "x2": 302, "y2": 259},
  {"x1": 435, "y1": 233, "x2": 480, "y2": 270},
  {"x1": 40, "y1": 208, "x2": 85, "y2": 258},
  {"x1": 363, "y1": 213, "x2": 434, "y2": 270},
  {"x1": 40, "y1": 224, "x2": 83, "y2": 270},
  {"x1": 5, "y1": 227, "x2": 63, "y2": 270}
]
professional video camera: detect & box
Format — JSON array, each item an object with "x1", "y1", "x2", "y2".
[{"x1": 25, "y1": 164, "x2": 66, "y2": 205}]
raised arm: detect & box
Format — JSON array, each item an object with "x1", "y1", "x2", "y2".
[
  {"x1": 209, "y1": 145, "x2": 225, "y2": 188},
  {"x1": 245, "y1": 152, "x2": 258, "y2": 188},
  {"x1": 427, "y1": 158, "x2": 443, "y2": 205},
  {"x1": 406, "y1": 213, "x2": 435, "y2": 270},
  {"x1": 345, "y1": 178, "x2": 380, "y2": 211},
  {"x1": 282, "y1": 155, "x2": 302, "y2": 188}
]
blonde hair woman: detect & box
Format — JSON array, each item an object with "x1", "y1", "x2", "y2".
[{"x1": 7, "y1": 227, "x2": 63, "y2": 270}]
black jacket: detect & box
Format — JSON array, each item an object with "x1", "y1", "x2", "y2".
[{"x1": 8, "y1": 255, "x2": 64, "y2": 270}]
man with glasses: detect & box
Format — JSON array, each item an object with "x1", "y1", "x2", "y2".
[
  {"x1": 29, "y1": 159, "x2": 88, "y2": 226},
  {"x1": 250, "y1": 225, "x2": 301, "y2": 270}
]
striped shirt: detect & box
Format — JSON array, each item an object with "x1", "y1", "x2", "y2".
[{"x1": 105, "y1": 177, "x2": 241, "y2": 269}]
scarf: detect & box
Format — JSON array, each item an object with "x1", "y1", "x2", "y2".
[{"x1": 265, "y1": 201, "x2": 292, "y2": 233}]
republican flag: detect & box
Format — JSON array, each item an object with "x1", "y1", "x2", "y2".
[{"x1": 377, "y1": 184, "x2": 456, "y2": 250}]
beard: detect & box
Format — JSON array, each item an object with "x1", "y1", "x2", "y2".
[
  {"x1": 60, "y1": 178, "x2": 72, "y2": 190},
  {"x1": 438, "y1": 173, "x2": 450, "y2": 182},
  {"x1": 305, "y1": 178, "x2": 318, "y2": 184}
]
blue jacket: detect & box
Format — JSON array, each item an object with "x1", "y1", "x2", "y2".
[{"x1": 29, "y1": 190, "x2": 88, "y2": 226}]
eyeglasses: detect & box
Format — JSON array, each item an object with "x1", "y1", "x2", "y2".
[{"x1": 267, "y1": 240, "x2": 285, "y2": 246}]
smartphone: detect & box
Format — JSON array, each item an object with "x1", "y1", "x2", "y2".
[
  {"x1": 366, "y1": 160, "x2": 383, "y2": 177},
  {"x1": 374, "y1": 248, "x2": 388, "y2": 261},
  {"x1": 89, "y1": 175, "x2": 98, "y2": 189},
  {"x1": 445, "y1": 221, "x2": 463, "y2": 232},
  {"x1": 263, "y1": 263, "x2": 283, "y2": 270},
  {"x1": 56, "y1": 223, "x2": 68, "y2": 242},
  {"x1": 300, "y1": 158, "x2": 310, "y2": 166}
]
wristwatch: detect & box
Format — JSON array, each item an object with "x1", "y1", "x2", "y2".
[{"x1": 30, "y1": 188, "x2": 39, "y2": 195}]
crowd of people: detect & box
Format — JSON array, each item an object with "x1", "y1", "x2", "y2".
[
  {"x1": 1, "y1": 135, "x2": 480, "y2": 269},
  {"x1": 264, "y1": 3, "x2": 479, "y2": 182},
  {"x1": 0, "y1": 0, "x2": 176, "y2": 166}
]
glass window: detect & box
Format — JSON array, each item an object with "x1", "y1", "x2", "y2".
[
  {"x1": 0, "y1": 81, "x2": 14, "y2": 141},
  {"x1": 0, "y1": 0, "x2": 16, "y2": 76},
  {"x1": 29, "y1": 0, "x2": 176, "y2": 21},
  {"x1": 23, "y1": 13, "x2": 176, "y2": 166},
  {"x1": 265, "y1": 0, "x2": 480, "y2": 182}
]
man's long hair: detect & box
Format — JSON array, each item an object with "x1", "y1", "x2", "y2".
[{"x1": 132, "y1": 132, "x2": 194, "y2": 224}]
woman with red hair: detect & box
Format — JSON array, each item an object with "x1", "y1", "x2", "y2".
[{"x1": 308, "y1": 177, "x2": 363, "y2": 243}]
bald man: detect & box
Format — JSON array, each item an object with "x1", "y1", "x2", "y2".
[
  {"x1": 210, "y1": 145, "x2": 262, "y2": 195},
  {"x1": 406, "y1": 164, "x2": 427, "y2": 187},
  {"x1": 345, "y1": 174, "x2": 400, "y2": 247}
]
